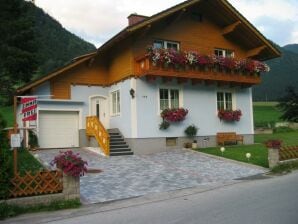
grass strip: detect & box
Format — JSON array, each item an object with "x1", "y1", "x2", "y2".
[{"x1": 0, "y1": 199, "x2": 81, "y2": 220}]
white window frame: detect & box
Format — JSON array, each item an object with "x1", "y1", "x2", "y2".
[
  {"x1": 110, "y1": 90, "x2": 120, "y2": 116},
  {"x1": 216, "y1": 91, "x2": 236, "y2": 111},
  {"x1": 214, "y1": 48, "x2": 234, "y2": 58},
  {"x1": 158, "y1": 87, "x2": 183, "y2": 113},
  {"x1": 153, "y1": 40, "x2": 180, "y2": 51}
]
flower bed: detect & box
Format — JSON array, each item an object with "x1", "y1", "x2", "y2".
[
  {"x1": 218, "y1": 110, "x2": 242, "y2": 122},
  {"x1": 146, "y1": 46, "x2": 270, "y2": 74}
]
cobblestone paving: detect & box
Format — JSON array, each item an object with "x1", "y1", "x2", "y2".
[{"x1": 33, "y1": 148, "x2": 265, "y2": 204}]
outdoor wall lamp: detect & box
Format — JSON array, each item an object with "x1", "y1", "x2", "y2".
[{"x1": 130, "y1": 88, "x2": 135, "y2": 99}]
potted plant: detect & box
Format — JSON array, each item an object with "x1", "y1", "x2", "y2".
[
  {"x1": 218, "y1": 109, "x2": 242, "y2": 122},
  {"x1": 161, "y1": 108, "x2": 188, "y2": 122},
  {"x1": 51, "y1": 150, "x2": 88, "y2": 177},
  {"x1": 184, "y1": 124, "x2": 198, "y2": 149}
]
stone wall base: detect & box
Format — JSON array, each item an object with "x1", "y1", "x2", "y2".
[{"x1": 126, "y1": 134, "x2": 254, "y2": 155}]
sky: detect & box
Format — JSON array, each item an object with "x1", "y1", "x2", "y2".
[{"x1": 33, "y1": 0, "x2": 298, "y2": 48}]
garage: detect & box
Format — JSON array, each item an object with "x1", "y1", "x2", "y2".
[{"x1": 38, "y1": 111, "x2": 79, "y2": 148}]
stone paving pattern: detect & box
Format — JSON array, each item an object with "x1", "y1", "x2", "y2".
[{"x1": 34, "y1": 148, "x2": 265, "y2": 204}]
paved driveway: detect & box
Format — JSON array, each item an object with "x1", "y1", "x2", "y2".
[{"x1": 34, "y1": 148, "x2": 265, "y2": 204}]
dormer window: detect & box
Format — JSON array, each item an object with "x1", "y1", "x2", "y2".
[
  {"x1": 214, "y1": 48, "x2": 234, "y2": 58},
  {"x1": 153, "y1": 40, "x2": 179, "y2": 51}
]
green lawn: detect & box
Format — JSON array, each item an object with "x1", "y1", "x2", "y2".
[
  {"x1": 4, "y1": 148, "x2": 43, "y2": 175},
  {"x1": 197, "y1": 131, "x2": 298, "y2": 168},
  {"x1": 253, "y1": 102, "x2": 282, "y2": 128},
  {"x1": 198, "y1": 145, "x2": 269, "y2": 167},
  {"x1": 255, "y1": 131, "x2": 298, "y2": 146},
  {"x1": 0, "y1": 106, "x2": 13, "y2": 127}
]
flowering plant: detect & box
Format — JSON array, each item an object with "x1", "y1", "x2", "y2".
[
  {"x1": 51, "y1": 150, "x2": 88, "y2": 177},
  {"x1": 161, "y1": 108, "x2": 188, "y2": 122},
  {"x1": 218, "y1": 109, "x2": 242, "y2": 122},
  {"x1": 265, "y1": 139, "x2": 282, "y2": 149},
  {"x1": 146, "y1": 46, "x2": 270, "y2": 73}
]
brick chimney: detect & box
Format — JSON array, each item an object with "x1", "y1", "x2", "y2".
[{"x1": 127, "y1": 13, "x2": 148, "y2": 26}]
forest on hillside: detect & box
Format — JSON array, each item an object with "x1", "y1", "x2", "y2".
[{"x1": 0, "y1": 0, "x2": 96, "y2": 105}]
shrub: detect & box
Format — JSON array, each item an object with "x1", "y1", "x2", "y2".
[
  {"x1": 159, "y1": 120, "x2": 170, "y2": 130},
  {"x1": 0, "y1": 148, "x2": 13, "y2": 199},
  {"x1": 184, "y1": 125, "x2": 198, "y2": 138},
  {"x1": 51, "y1": 150, "x2": 88, "y2": 177},
  {"x1": 28, "y1": 130, "x2": 39, "y2": 149},
  {"x1": 0, "y1": 114, "x2": 12, "y2": 200},
  {"x1": 273, "y1": 126, "x2": 294, "y2": 133}
]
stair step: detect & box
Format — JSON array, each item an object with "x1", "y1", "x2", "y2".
[
  {"x1": 110, "y1": 144, "x2": 129, "y2": 149},
  {"x1": 110, "y1": 141, "x2": 126, "y2": 146},
  {"x1": 110, "y1": 148, "x2": 131, "y2": 152},
  {"x1": 110, "y1": 136, "x2": 122, "y2": 139},
  {"x1": 110, "y1": 139, "x2": 125, "y2": 143},
  {"x1": 110, "y1": 151, "x2": 134, "y2": 156},
  {"x1": 109, "y1": 133, "x2": 121, "y2": 136}
]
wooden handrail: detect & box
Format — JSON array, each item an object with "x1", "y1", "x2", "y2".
[{"x1": 86, "y1": 116, "x2": 110, "y2": 156}]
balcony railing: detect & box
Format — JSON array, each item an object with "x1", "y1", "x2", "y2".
[{"x1": 135, "y1": 56, "x2": 262, "y2": 86}]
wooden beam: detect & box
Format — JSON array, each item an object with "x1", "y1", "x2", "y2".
[
  {"x1": 246, "y1": 45, "x2": 266, "y2": 58},
  {"x1": 222, "y1": 21, "x2": 241, "y2": 35}
]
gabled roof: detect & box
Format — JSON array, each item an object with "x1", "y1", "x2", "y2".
[
  {"x1": 17, "y1": 0, "x2": 281, "y2": 94},
  {"x1": 16, "y1": 52, "x2": 97, "y2": 94}
]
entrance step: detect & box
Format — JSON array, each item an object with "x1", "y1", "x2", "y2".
[{"x1": 108, "y1": 129, "x2": 133, "y2": 156}]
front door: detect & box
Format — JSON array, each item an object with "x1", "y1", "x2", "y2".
[{"x1": 90, "y1": 96, "x2": 109, "y2": 128}]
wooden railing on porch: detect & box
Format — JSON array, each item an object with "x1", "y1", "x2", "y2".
[
  {"x1": 86, "y1": 116, "x2": 110, "y2": 156},
  {"x1": 134, "y1": 56, "x2": 261, "y2": 86}
]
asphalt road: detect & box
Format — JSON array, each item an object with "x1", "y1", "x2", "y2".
[{"x1": 5, "y1": 171, "x2": 298, "y2": 224}]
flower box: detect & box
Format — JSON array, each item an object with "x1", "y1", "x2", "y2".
[
  {"x1": 161, "y1": 108, "x2": 188, "y2": 122},
  {"x1": 218, "y1": 109, "x2": 242, "y2": 122},
  {"x1": 146, "y1": 46, "x2": 270, "y2": 74}
]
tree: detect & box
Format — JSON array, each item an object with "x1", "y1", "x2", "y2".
[
  {"x1": 0, "y1": 0, "x2": 37, "y2": 105},
  {"x1": 277, "y1": 86, "x2": 298, "y2": 122}
]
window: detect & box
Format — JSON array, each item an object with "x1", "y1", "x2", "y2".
[
  {"x1": 214, "y1": 48, "x2": 234, "y2": 58},
  {"x1": 111, "y1": 90, "x2": 120, "y2": 116},
  {"x1": 217, "y1": 92, "x2": 233, "y2": 110},
  {"x1": 153, "y1": 40, "x2": 179, "y2": 51},
  {"x1": 159, "y1": 88, "x2": 180, "y2": 111}
]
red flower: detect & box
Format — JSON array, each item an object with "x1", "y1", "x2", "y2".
[
  {"x1": 161, "y1": 108, "x2": 188, "y2": 122},
  {"x1": 218, "y1": 110, "x2": 242, "y2": 122},
  {"x1": 51, "y1": 150, "x2": 88, "y2": 177},
  {"x1": 265, "y1": 139, "x2": 282, "y2": 149}
]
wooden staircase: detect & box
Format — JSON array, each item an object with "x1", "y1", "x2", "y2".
[
  {"x1": 108, "y1": 129, "x2": 133, "y2": 156},
  {"x1": 86, "y1": 116, "x2": 110, "y2": 156}
]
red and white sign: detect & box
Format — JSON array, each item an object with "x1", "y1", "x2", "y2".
[{"x1": 21, "y1": 97, "x2": 37, "y2": 121}]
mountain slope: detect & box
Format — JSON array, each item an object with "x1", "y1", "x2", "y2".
[
  {"x1": 253, "y1": 45, "x2": 298, "y2": 101},
  {"x1": 28, "y1": 3, "x2": 96, "y2": 76},
  {"x1": 283, "y1": 44, "x2": 298, "y2": 54}
]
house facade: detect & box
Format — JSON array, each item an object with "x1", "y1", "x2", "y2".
[{"x1": 17, "y1": 0, "x2": 280, "y2": 155}]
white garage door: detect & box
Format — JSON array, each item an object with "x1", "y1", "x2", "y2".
[{"x1": 39, "y1": 111, "x2": 79, "y2": 148}]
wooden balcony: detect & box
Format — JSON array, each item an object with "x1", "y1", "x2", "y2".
[{"x1": 135, "y1": 56, "x2": 261, "y2": 86}]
